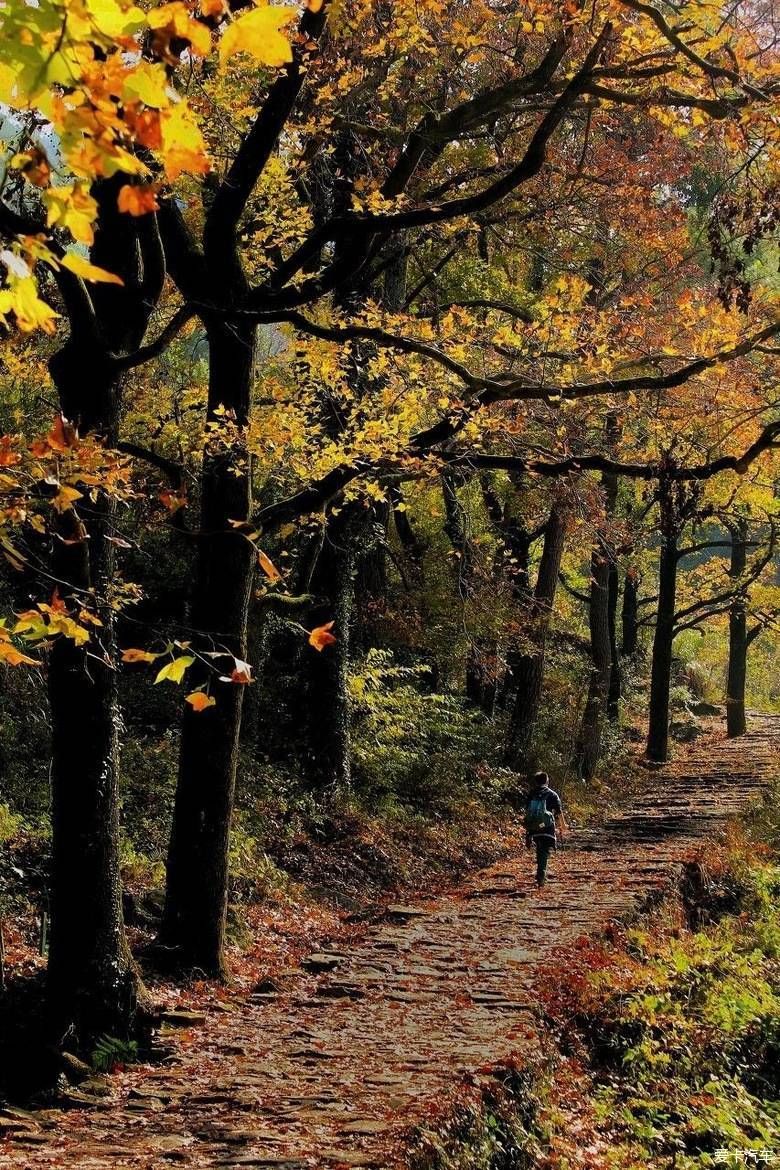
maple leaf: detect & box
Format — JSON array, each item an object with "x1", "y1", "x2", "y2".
[
  {"x1": 121, "y1": 61, "x2": 172, "y2": 110},
  {"x1": 159, "y1": 104, "x2": 210, "y2": 181},
  {"x1": 148, "y1": 2, "x2": 212, "y2": 60},
  {"x1": 117, "y1": 184, "x2": 160, "y2": 217},
  {"x1": 309, "y1": 621, "x2": 336, "y2": 651},
  {"x1": 185, "y1": 690, "x2": 216, "y2": 711},
  {"x1": 122, "y1": 648, "x2": 160, "y2": 663},
  {"x1": 219, "y1": 3, "x2": 296, "y2": 68},
  {"x1": 43, "y1": 185, "x2": 98, "y2": 246},
  {"x1": 155, "y1": 655, "x2": 196, "y2": 684}
]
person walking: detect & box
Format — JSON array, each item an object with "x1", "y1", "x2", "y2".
[{"x1": 524, "y1": 771, "x2": 567, "y2": 887}]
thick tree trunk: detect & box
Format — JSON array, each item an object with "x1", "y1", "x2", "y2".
[
  {"x1": 162, "y1": 319, "x2": 256, "y2": 975},
  {"x1": 45, "y1": 184, "x2": 161, "y2": 1044},
  {"x1": 646, "y1": 530, "x2": 678, "y2": 763},
  {"x1": 621, "y1": 566, "x2": 639, "y2": 656},
  {"x1": 574, "y1": 546, "x2": 612, "y2": 779},
  {"x1": 46, "y1": 498, "x2": 138, "y2": 1045},
  {"x1": 504, "y1": 506, "x2": 567, "y2": 768},
  {"x1": 726, "y1": 522, "x2": 748, "y2": 738}
]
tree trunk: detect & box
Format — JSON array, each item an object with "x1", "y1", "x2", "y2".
[
  {"x1": 646, "y1": 518, "x2": 678, "y2": 763},
  {"x1": 46, "y1": 498, "x2": 138, "y2": 1045},
  {"x1": 574, "y1": 545, "x2": 612, "y2": 779},
  {"x1": 45, "y1": 184, "x2": 162, "y2": 1044},
  {"x1": 601, "y1": 424, "x2": 620, "y2": 721},
  {"x1": 297, "y1": 509, "x2": 358, "y2": 791},
  {"x1": 726, "y1": 522, "x2": 748, "y2": 738},
  {"x1": 504, "y1": 506, "x2": 567, "y2": 768},
  {"x1": 607, "y1": 555, "x2": 621, "y2": 720},
  {"x1": 621, "y1": 566, "x2": 639, "y2": 656},
  {"x1": 162, "y1": 318, "x2": 256, "y2": 975}
]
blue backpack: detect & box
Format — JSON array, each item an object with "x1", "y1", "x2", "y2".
[{"x1": 525, "y1": 794, "x2": 555, "y2": 837}]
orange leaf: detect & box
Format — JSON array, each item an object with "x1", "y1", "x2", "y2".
[
  {"x1": 159, "y1": 488, "x2": 187, "y2": 512},
  {"x1": 308, "y1": 621, "x2": 336, "y2": 651},
  {"x1": 49, "y1": 587, "x2": 67, "y2": 614},
  {"x1": 121, "y1": 647, "x2": 159, "y2": 663},
  {"x1": 185, "y1": 690, "x2": 216, "y2": 711},
  {"x1": 0, "y1": 642, "x2": 40, "y2": 667},
  {"x1": 47, "y1": 415, "x2": 78, "y2": 452},
  {"x1": 0, "y1": 436, "x2": 21, "y2": 467},
  {"x1": 118, "y1": 184, "x2": 160, "y2": 217},
  {"x1": 257, "y1": 548, "x2": 281, "y2": 583},
  {"x1": 230, "y1": 657, "x2": 253, "y2": 684}
]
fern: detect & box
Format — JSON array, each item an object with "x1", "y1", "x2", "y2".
[{"x1": 90, "y1": 1034, "x2": 139, "y2": 1073}]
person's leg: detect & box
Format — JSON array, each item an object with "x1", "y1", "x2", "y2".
[{"x1": 535, "y1": 838, "x2": 552, "y2": 886}]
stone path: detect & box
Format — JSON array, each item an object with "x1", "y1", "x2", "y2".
[{"x1": 2, "y1": 716, "x2": 778, "y2": 1169}]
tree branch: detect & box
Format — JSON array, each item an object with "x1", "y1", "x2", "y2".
[
  {"x1": 203, "y1": 0, "x2": 330, "y2": 290},
  {"x1": 254, "y1": 25, "x2": 612, "y2": 304},
  {"x1": 113, "y1": 304, "x2": 197, "y2": 372}
]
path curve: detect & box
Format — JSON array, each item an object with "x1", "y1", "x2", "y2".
[{"x1": 2, "y1": 716, "x2": 778, "y2": 1169}]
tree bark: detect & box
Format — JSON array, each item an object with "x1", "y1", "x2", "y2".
[
  {"x1": 646, "y1": 488, "x2": 679, "y2": 763},
  {"x1": 504, "y1": 506, "x2": 567, "y2": 768},
  {"x1": 298, "y1": 509, "x2": 358, "y2": 790},
  {"x1": 574, "y1": 544, "x2": 612, "y2": 779},
  {"x1": 607, "y1": 554, "x2": 621, "y2": 720},
  {"x1": 46, "y1": 497, "x2": 138, "y2": 1045},
  {"x1": 726, "y1": 520, "x2": 748, "y2": 738},
  {"x1": 45, "y1": 181, "x2": 163, "y2": 1044},
  {"x1": 621, "y1": 566, "x2": 640, "y2": 656},
  {"x1": 162, "y1": 318, "x2": 256, "y2": 975}
]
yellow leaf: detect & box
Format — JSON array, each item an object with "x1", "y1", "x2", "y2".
[
  {"x1": 159, "y1": 104, "x2": 210, "y2": 181},
  {"x1": 12, "y1": 611, "x2": 48, "y2": 640},
  {"x1": 61, "y1": 253, "x2": 124, "y2": 285},
  {"x1": 219, "y1": 3, "x2": 296, "y2": 68},
  {"x1": 122, "y1": 62, "x2": 172, "y2": 110},
  {"x1": 85, "y1": 0, "x2": 146, "y2": 37},
  {"x1": 52, "y1": 485, "x2": 83, "y2": 513},
  {"x1": 48, "y1": 614, "x2": 90, "y2": 645},
  {"x1": 4, "y1": 279, "x2": 59, "y2": 334},
  {"x1": 185, "y1": 690, "x2": 216, "y2": 711},
  {"x1": 155, "y1": 654, "x2": 195, "y2": 684},
  {"x1": 43, "y1": 185, "x2": 98, "y2": 246}
]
